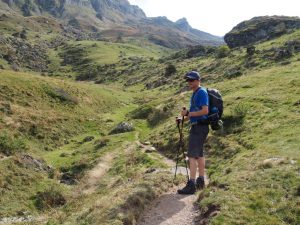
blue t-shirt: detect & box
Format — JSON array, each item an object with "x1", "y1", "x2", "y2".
[{"x1": 189, "y1": 87, "x2": 209, "y2": 123}]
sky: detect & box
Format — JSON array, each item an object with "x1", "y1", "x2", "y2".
[{"x1": 128, "y1": 0, "x2": 300, "y2": 36}]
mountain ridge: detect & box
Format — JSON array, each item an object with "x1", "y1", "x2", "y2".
[{"x1": 0, "y1": 0, "x2": 224, "y2": 48}]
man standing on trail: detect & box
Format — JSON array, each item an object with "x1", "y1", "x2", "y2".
[{"x1": 177, "y1": 71, "x2": 209, "y2": 195}]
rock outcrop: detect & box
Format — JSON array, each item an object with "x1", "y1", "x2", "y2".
[{"x1": 224, "y1": 16, "x2": 300, "y2": 48}]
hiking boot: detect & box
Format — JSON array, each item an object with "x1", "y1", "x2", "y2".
[
  {"x1": 177, "y1": 180, "x2": 196, "y2": 195},
  {"x1": 196, "y1": 177, "x2": 205, "y2": 190}
]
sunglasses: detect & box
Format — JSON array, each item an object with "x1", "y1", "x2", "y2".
[{"x1": 186, "y1": 79, "x2": 196, "y2": 82}]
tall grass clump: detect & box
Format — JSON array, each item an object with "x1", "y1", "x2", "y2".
[{"x1": 0, "y1": 132, "x2": 26, "y2": 155}]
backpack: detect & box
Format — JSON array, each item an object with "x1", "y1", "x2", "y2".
[
  {"x1": 206, "y1": 88, "x2": 223, "y2": 130},
  {"x1": 191, "y1": 87, "x2": 224, "y2": 130}
]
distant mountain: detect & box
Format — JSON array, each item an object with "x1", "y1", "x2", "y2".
[
  {"x1": 0, "y1": 0, "x2": 224, "y2": 48},
  {"x1": 224, "y1": 16, "x2": 300, "y2": 48}
]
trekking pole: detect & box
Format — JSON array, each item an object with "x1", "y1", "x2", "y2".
[
  {"x1": 173, "y1": 108, "x2": 190, "y2": 182},
  {"x1": 174, "y1": 116, "x2": 182, "y2": 181},
  {"x1": 181, "y1": 108, "x2": 190, "y2": 181}
]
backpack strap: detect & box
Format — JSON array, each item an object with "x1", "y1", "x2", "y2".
[{"x1": 191, "y1": 87, "x2": 202, "y2": 111}]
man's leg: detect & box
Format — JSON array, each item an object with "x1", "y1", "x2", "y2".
[
  {"x1": 197, "y1": 157, "x2": 205, "y2": 177},
  {"x1": 177, "y1": 157, "x2": 197, "y2": 194},
  {"x1": 189, "y1": 157, "x2": 197, "y2": 180},
  {"x1": 196, "y1": 157, "x2": 205, "y2": 189}
]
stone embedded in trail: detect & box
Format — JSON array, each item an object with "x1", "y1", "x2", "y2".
[
  {"x1": 110, "y1": 122, "x2": 135, "y2": 134},
  {"x1": 145, "y1": 147, "x2": 156, "y2": 153},
  {"x1": 145, "y1": 168, "x2": 156, "y2": 173},
  {"x1": 142, "y1": 141, "x2": 151, "y2": 145}
]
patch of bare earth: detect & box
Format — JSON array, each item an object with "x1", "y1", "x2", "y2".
[{"x1": 137, "y1": 188, "x2": 199, "y2": 225}]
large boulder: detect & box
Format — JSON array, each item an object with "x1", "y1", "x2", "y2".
[
  {"x1": 110, "y1": 122, "x2": 134, "y2": 134},
  {"x1": 224, "y1": 16, "x2": 300, "y2": 48}
]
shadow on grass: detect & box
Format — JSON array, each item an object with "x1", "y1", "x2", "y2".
[{"x1": 220, "y1": 115, "x2": 245, "y2": 136}]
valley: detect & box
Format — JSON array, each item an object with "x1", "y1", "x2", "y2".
[{"x1": 0, "y1": 2, "x2": 299, "y2": 224}]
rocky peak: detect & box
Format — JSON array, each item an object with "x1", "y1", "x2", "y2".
[
  {"x1": 224, "y1": 16, "x2": 300, "y2": 48},
  {"x1": 175, "y1": 17, "x2": 192, "y2": 32}
]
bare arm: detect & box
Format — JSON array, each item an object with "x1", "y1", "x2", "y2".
[{"x1": 188, "y1": 106, "x2": 209, "y2": 118}]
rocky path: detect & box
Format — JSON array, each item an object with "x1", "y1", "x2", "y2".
[
  {"x1": 137, "y1": 189, "x2": 199, "y2": 225},
  {"x1": 136, "y1": 141, "x2": 202, "y2": 225}
]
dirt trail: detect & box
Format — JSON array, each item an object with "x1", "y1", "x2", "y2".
[
  {"x1": 137, "y1": 141, "x2": 206, "y2": 225},
  {"x1": 137, "y1": 190, "x2": 198, "y2": 225},
  {"x1": 81, "y1": 152, "x2": 114, "y2": 195},
  {"x1": 78, "y1": 139, "x2": 202, "y2": 225},
  {"x1": 80, "y1": 142, "x2": 137, "y2": 195}
]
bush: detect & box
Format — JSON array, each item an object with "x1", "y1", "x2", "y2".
[
  {"x1": 0, "y1": 132, "x2": 26, "y2": 155},
  {"x1": 131, "y1": 105, "x2": 154, "y2": 119},
  {"x1": 35, "y1": 186, "x2": 66, "y2": 210},
  {"x1": 165, "y1": 64, "x2": 176, "y2": 76},
  {"x1": 186, "y1": 45, "x2": 207, "y2": 58},
  {"x1": 216, "y1": 45, "x2": 230, "y2": 58}
]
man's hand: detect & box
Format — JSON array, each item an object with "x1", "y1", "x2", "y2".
[
  {"x1": 181, "y1": 107, "x2": 189, "y2": 117},
  {"x1": 175, "y1": 116, "x2": 182, "y2": 124}
]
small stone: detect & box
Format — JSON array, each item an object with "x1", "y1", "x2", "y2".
[
  {"x1": 262, "y1": 157, "x2": 285, "y2": 168},
  {"x1": 145, "y1": 168, "x2": 156, "y2": 173},
  {"x1": 145, "y1": 147, "x2": 156, "y2": 153}
]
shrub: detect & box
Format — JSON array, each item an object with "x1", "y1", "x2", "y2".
[
  {"x1": 186, "y1": 45, "x2": 207, "y2": 58},
  {"x1": 35, "y1": 186, "x2": 66, "y2": 210},
  {"x1": 216, "y1": 45, "x2": 230, "y2": 58},
  {"x1": 131, "y1": 105, "x2": 154, "y2": 119},
  {"x1": 165, "y1": 64, "x2": 176, "y2": 76},
  {"x1": 0, "y1": 132, "x2": 26, "y2": 156}
]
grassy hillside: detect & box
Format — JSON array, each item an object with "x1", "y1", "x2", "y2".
[
  {"x1": 0, "y1": 69, "x2": 179, "y2": 224},
  {"x1": 200, "y1": 62, "x2": 300, "y2": 224},
  {"x1": 0, "y1": 18, "x2": 299, "y2": 225}
]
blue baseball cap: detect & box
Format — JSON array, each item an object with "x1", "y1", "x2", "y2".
[{"x1": 184, "y1": 71, "x2": 201, "y2": 80}]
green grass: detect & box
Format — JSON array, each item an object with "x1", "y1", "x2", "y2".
[
  {"x1": 62, "y1": 40, "x2": 164, "y2": 66},
  {"x1": 192, "y1": 62, "x2": 300, "y2": 224},
  {"x1": 0, "y1": 20, "x2": 300, "y2": 225}
]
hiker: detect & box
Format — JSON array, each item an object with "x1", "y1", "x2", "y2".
[{"x1": 177, "y1": 71, "x2": 209, "y2": 195}]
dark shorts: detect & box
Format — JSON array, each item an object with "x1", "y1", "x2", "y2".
[{"x1": 188, "y1": 124, "x2": 209, "y2": 158}]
